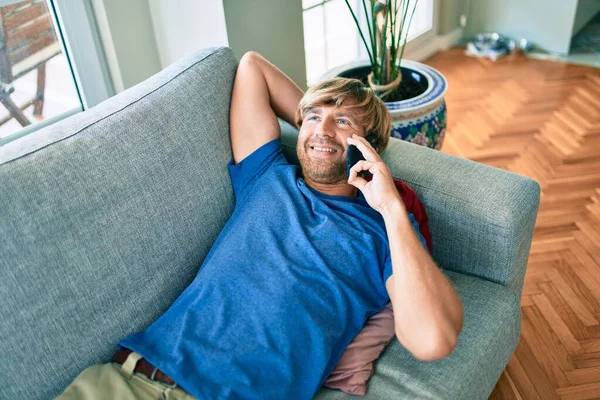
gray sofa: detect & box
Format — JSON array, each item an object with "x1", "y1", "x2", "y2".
[{"x1": 0, "y1": 46, "x2": 540, "y2": 399}]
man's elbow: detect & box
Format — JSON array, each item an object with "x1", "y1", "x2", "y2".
[
  {"x1": 239, "y1": 51, "x2": 263, "y2": 71},
  {"x1": 396, "y1": 331, "x2": 458, "y2": 361}
]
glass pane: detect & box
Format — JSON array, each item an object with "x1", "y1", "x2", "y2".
[
  {"x1": 406, "y1": 0, "x2": 433, "y2": 41},
  {"x1": 305, "y1": 46, "x2": 327, "y2": 85},
  {"x1": 0, "y1": 0, "x2": 81, "y2": 142},
  {"x1": 324, "y1": 0, "x2": 359, "y2": 71},
  {"x1": 303, "y1": 5, "x2": 325, "y2": 84}
]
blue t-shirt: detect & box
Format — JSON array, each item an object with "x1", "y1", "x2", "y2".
[{"x1": 119, "y1": 138, "x2": 427, "y2": 399}]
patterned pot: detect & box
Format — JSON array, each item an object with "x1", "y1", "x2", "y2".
[{"x1": 322, "y1": 60, "x2": 448, "y2": 150}]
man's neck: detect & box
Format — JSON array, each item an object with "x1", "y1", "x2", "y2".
[{"x1": 303, "y1": 176, "x2": 358, "y2": 198}]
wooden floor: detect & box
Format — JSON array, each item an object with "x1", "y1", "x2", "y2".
[{"x1": 424, "y1": 47, "x2": 600, "y2": 400}]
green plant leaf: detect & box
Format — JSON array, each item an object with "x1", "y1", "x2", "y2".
[
  {"x1": 409, "y1": 126, "x2": 418, "y2": 134},
  {"x1": 349, "y1": 0, "x2": 420, "y2": 98},
  {"x1": 422, "y1": 123, "x2": 429, "y2": 133}
]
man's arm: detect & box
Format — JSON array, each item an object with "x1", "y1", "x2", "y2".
[
  {"x1": 345, "y1": 133, "x2": 464, "y2": 362},
  {"x1": 382, "y1": 202, "x2": 464, "y2": 361},
  {"x1": 230, "y1": 51, "x2": 304, "y2": 164}
]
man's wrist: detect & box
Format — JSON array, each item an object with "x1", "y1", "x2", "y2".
[{"x1": 380, "y1": 198, "x2": 407, "y2": 221}]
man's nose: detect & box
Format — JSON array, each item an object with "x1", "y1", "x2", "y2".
[{"x1": 316, "y1": 118, "x2": 335, "y2": 137}]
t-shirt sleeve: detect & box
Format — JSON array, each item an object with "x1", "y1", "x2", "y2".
[
  {"x1": 383, "y1": 212, "x2": 429, "y2": 283},
  {"x1": 227, "y1": 138, "x2": 287, "y2": 200}
]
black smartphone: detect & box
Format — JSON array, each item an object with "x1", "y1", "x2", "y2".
[{"x1": 346, "y1": 133, "x2": 378, "y2": 180}]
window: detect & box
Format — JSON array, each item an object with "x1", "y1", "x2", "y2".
[
  {"x1": 0, "y1": 0, "x2": 113, "y2": 146},
  {"x1": 302, "y1": 0, "x2": 436, "y2": 85}
]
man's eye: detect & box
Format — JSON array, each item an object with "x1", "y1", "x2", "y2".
[{"x1": 337, "y1": 119, "x2": 349, "y2": 125}]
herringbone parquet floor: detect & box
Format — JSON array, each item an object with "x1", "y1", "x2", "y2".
[{"x1": 425, "y1": 47, "x2": 600, "y2": 400}]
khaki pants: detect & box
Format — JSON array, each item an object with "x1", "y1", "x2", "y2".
[{"x1": 57, "y1": 351, "x2": 195, "y2": 400}]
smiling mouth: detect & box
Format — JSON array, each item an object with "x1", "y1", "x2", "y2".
[{"x1": 310, "y1": 145, "x2": 337, "y2": 153}]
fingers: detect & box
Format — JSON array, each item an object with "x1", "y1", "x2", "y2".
[
  {"x1": 347, "y1": 134, "x2": 380, "y2": 162},
  {"x1": 350, "y1": 159, "x2": 373, "y2": 175},
  {"x1": 348, "y1": 173, "x2": 367, "y2": 190},
  {"x1": 351, "y1": 159, "x2": 388, "y2": 177},
  {"x1": 348, "y1": 159, "x2": 378, "y2": 189},
  {"x1": 349, "y1": 159, "x2": 372, "y2": 171},
  {"x1": 347, "y1": 160, "x2": 368, "y2": 188}
]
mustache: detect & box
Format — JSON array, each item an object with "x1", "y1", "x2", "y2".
[{"x1": 306, "y1": 139, "x2": 343, "y2": 152}]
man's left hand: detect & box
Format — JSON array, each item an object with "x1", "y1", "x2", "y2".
[{"x1": 347, "y1": 134, "x2": 406, "y2": 216}]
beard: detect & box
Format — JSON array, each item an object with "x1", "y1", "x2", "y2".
[{"x1": 297, "y1": 138, "x2": 347, "y2": 184}]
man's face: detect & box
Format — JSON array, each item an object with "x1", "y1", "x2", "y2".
[{"x1": 297, "y1": 105, "x2": 365, "y2": 184}]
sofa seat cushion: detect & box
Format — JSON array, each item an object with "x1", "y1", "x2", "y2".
[{"x1": 314, "y1": 270, "x2": 521, "y2": 399}]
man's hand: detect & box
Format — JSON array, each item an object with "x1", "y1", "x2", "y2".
[{"x1": 346, "y1": 134, "x2": 405, "y2": 216}]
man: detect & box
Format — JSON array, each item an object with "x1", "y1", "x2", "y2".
[{"x1": 58, "y1": 51, "x2": 463, "y2": 400}]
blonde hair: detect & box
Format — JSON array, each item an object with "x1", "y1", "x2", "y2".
[{"x1": 295, "y1": 77, "x2": 391, "y2": 152}]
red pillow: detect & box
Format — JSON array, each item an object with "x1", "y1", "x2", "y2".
[
  {"x1": 392, "y1": 178, "x2": 432, "y2": 254},
  {"x1": 324, "y1": 178, "x2": 432, "y2": 395}
]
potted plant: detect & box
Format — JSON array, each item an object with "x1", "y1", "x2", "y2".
[{"x1": 322, "y1": 0, "x2": 448, "y2": 150}]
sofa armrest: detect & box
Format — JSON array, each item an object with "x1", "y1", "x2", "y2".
[{"x1": 279, "y1": 120, "x2": 541, "y2": 296}]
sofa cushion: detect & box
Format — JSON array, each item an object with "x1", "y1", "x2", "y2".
[
  {"x1": 0, "y1": 46, "x2": 238, "y2": 400},
  {"x1": 315, "y1": 270, "x2": 521, "y2": 399}
]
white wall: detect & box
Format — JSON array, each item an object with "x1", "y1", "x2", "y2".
[
  {"x1": 464, "y1": 0, "x2": 579, "y2": 54},
  {"x1": 222, "y1": 0, "x2": 307, "y2": 89},
  {"x1": 91, "y1": 0, "x2": 162, "y2": 92},
  {"x1": 148, "y1": 0, "x2": 229, "y2": 69},
  {"x1": 439, "y1": 0, "x2": 462, "y2": 34}
]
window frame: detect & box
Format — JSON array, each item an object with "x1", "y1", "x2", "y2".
[
  {"x1": 50, "y1": 0, "x2": 114, "y2": 108},
  {"x1": 0, "y1": 0, "x2": 114, "y2": 146}
]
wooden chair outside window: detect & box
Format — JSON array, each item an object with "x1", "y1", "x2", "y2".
[{"x1": 0, "y1": 0, "x2": 62, "y2": 127}]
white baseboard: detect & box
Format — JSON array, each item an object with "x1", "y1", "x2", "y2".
[{"x1": 404, "y1": 28, "x2": 464, "y2": 62}]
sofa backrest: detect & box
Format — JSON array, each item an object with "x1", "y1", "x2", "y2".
[{"x1": 0, "y1": 47, "x2": 237, "y2": 399}]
